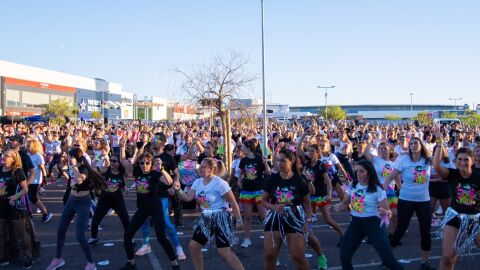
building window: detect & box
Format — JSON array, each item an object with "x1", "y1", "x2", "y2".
[
  {"x1": 22, "y1": 91, "x2": 50, "y2": 108},
  {"x1": 6, "y1": 89, "x2": 22, "y2": 107}
]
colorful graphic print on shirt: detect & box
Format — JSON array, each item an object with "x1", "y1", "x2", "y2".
[
  {"x1": 412, "y1": 166, "x2": 427, "y2": 184},
  {"x1": 105, "y1": 178, "x2": 121, "y2": 193},
  {"x1": 351, "y1": 189, "x2": 365, "y2": 213},
  {"x1": 381, "y1": 164, "x2": 393, "y2": 178},
  {"x1": 196, "y1": 191, "x2": 209, "y2": 208},
  {"x1": 0, "y1": 178, "x2": 7, "y2": 196},
  {"x1": 274, "y1": 186, "x2": 294, "y2": 204},
  {"x1": 243, "y1": 165, "x2": 258, "y2": 180},
  {"x1": 321, "y1": 160, "x2": 335, "y2": 178},
  {"x1": 455, "y1": 183, "x2": 477, "y2": 206},
  {"x1": 304, "y1": 168, "x2": 316, "y2": 182},
  {"x1": 136, "y1": 176, "x2": 150, "y2": 194}
]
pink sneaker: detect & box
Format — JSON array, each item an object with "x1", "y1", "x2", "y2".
[
  {"x1": 46, "y1": 258, "x2": 65, "y2": 270},
  {"x1": 85, "y1": 262, "x2": 96, "y2": 270},
  {"x1": 135, "y1": 244, "x2": 151, "y2": 256}
]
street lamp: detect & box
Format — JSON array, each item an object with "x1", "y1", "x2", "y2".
[
  {"x1": 317, "y1": 85, "x2": 335, "y2": 121},
  {"x1": 261, "y1": 0, "x2": 268, "y2": 156},
  {"x1": 410, "y1": 92, "x2": 413, "y2": 120},
  {"x1": 449, "y1": 97, "x2": 463, "y2": 110}
]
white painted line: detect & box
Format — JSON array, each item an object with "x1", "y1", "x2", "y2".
[
  {"x1": 147, "y1": 249, "x2": 163, "y2": 270},
  {"x1": 326, "y1": 252, "x2": 480, "y2": 270}
]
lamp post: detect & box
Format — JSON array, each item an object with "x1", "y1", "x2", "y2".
[
  {"x1": 449, "y1": 97, "x2": 463, "y2": 110},
  {"x1": 410, "y1": 92, "x2": 413, "y2": 120},
  {"x1": 317, "y1": 85, "x2": 335, "y2": 121},
  {"x1": 261, "y1": 0, "x2": 268, "y2": 156}
]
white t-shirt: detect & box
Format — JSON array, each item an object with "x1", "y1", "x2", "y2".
[
  {"x1": 394, "y1": 155, "x2": 431, "y2": 202},
  {"x1": 373, "y1": 156, "x2": 395, "y2": 187},
  {"x1": 394, "y1": 145, "x2": 409, "y2": 157},
  {"x1": 191, "y1": 176, "x2": 231, "y2": 210},
  {"x1": 232, "y1": 158, "x2": 241, "y2": 178},
  {"x1": 46, "y1": 141, "x2": 62, "y2": 154},
  {"x1": 320, "y1": 153, "x2": 340, "y2": 176},
  {"x1": 29, "y1": 153, "x2": 45, "y2": 185},
  {"x1": 347, "y1": 183, "x2": 386, "y2": 218},
  {"x1": 430, "y1": 161, "x2": 455, "y2": 180}
]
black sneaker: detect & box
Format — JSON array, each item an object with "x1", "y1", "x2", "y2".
[
  {"x1": 420, "y1": 262, "x2": 436, "y2": 270},
  {"x1": 336, "y1": 236, "x2": 343, "y2": 247},
  {"x1": 120, "y1": 262, "x2": 137, "y2": 270},
  {"x1": 42, "y1": 213, "x2": 53, "y2": 223},
  {"x1": 22, "y1": 256, "x2": 33, "y2": 269},
  {"x1": 0, "y1": 259, "x2": 9, "y2": 266}
]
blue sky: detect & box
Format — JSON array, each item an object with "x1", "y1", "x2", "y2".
[{"x1": 1, "y1": 0, "x2": 478, "y2": 107}]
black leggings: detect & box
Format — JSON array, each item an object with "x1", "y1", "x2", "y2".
[
  {"x1": 48, "y1": 154, "x2": 62, "y2": 176},
  {"x1": 91, "y1": 193, "x2": 129, "y2": 239},
  {"x1": 170, "y1": 193, "x2": 183, "y2": 226},
  {"x1": 336, "y1": 153, "x2": 354, "y2": 177},
  {"x1": 340, "y1": 216, "x2": 403, "y2": 270},
  {"x1": 389, "y1": 199, "x2": 431, "y2": 251},
  {"x1": 124, "y1": 205, "x2": 176, "y2": 261}
]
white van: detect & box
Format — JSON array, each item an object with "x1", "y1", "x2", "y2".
[{"x1": 433, "y1": 118, "x2": 461, "y2": 126}]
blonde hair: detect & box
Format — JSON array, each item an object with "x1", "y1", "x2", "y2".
[
  {"x1": 5, "y1": 150, "x2": 23, "y2": 173},
  {"x1": 29, "y1": 139, "x2": 44, "y2": 155}
]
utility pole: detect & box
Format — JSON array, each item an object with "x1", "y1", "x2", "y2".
[{"x1": 317, "y1": 86, "x2": 335, "y2": 121}]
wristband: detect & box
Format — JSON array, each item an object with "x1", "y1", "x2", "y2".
[
  {"x1": 236, "y1": 218, "x2": 243, "y2": 224},
  {"x1": 175, "y1": 189, "x2": 183, "y2": 195}
]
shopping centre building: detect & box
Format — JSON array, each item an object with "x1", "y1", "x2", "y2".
[{"x1": 0, "y1": 60, "x2": 197, "y2": 121}]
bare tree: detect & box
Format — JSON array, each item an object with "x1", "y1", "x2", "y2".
[{"x1": 175, "y1": 51, "x2": 256, "y2": 129}]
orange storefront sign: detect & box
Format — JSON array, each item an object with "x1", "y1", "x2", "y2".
[{"x1": 4, "y1": 77, "x2": 76, "y2": 93}]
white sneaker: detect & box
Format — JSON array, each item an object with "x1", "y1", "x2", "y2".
[
  {"x1": 241, "y1": 238, "x2": 252, "y2": 248},
  {"x1": 135, "y1": 244, "x2": 151, "y2": 256},
  {"x1": 176, "y1": 246, "x2": 186, "y2": 261}
]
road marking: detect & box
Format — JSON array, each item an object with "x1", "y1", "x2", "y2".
[
  {"x1": 326, "y1": 252, "x2": 480, "y2": 270},
  {"x1": 147, "y1": 249, "x2": 163, "y2": 270}
]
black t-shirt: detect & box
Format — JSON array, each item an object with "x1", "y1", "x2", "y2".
[
  {"x1": 303, "y1": 160, "x2": 328, "y2": 196},
  {"x1": 134, "y1": 170, "x2": 163, "y2": 208},
  {"x1": 68, "y1": 165, "x2": 90, "y2": 192},
  {"x1": 102, "y1": 168, "x2": 125, "y2": 195},
  {"x1": 264, "y1": 173, "x2": 309, "y2": 206},
  {"x1": 155, "y1": 152, "x2": 178, "y2": 176},
  {"x1": 19, "y1": 150, "x2": 34, "y2": 178},
  {"x1": 239, "y1": 156, "x2": 266, "y2": 191},
  {"x1": 447, "y1": 168, "x2": 480, "y2": 214},
  {"x1": 0, "y1": 168, "x2": 26, "y2": 198},
  {"x1": 351, "y1": 151, "x2": 367, "y2": 164}
]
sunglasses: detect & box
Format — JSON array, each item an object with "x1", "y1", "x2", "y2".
[
  {"x1": 111, "y1": 160, "x2": 119, "y2": 163},
  {"x1": 140, "y1": 162, "x2": 151, "y2": 165}
]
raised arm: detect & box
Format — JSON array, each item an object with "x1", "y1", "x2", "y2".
[
  {"x1": 433, "y1": 143, "x2": 449, "y2": 179},
  {"x1": 364, "y1": 142, "x2": 375, "y2": 163}
]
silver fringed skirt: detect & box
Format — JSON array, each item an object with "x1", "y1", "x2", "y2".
[
  {"x1": 263, "y1": 205, "x2": 308, "y2": 246},
  {"x1": 193, "y1": 209, "x2": 237, "y2": 246},
  {"x1": 440, "y1": 207, "x2": 480, "y2": 253}
]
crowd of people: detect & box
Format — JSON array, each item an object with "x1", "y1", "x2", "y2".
[{"x1": 0, "y1": 118, "x2": 478, "y2": 270}]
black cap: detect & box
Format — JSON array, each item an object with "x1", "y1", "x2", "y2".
[{"x1": 9, "y1": 134, "x2": 24, "y2": 144}]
